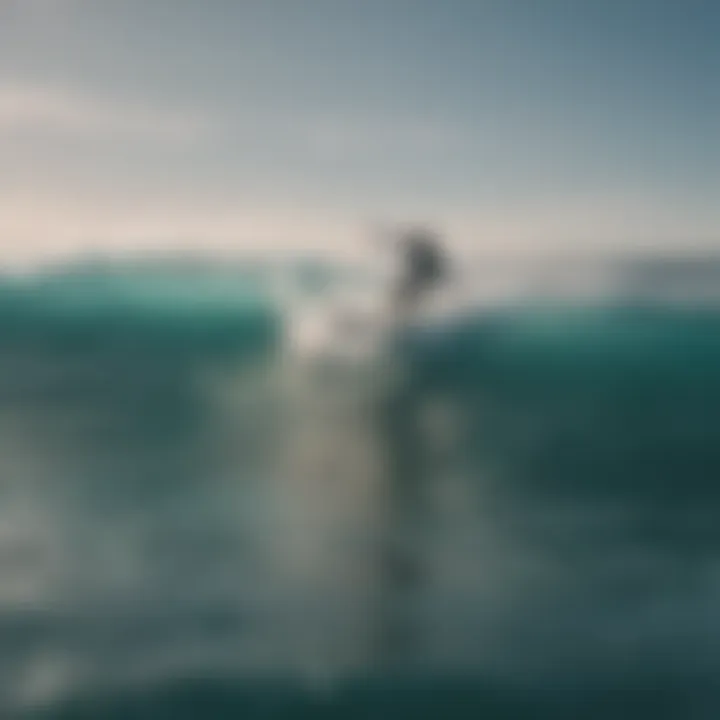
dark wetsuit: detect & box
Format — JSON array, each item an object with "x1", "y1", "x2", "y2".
[{"x1": 395, "y1": 231, "x2": 447, "y2": 312}]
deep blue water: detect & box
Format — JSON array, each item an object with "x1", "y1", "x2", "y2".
[{"x1": 1, "y1": 261, "x2": 719, "y2": 718}]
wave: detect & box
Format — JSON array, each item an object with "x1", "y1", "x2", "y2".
[{"x1": 1, "y1": 254, "x2": 720, "y2": 718}]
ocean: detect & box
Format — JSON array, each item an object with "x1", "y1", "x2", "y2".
[{"x1": 1, "y1": 255, "x2": 719, "y2": 718}]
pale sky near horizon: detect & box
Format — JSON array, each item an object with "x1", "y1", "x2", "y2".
[{"x1": 1, "y1": 0, "x2": 718, "y2": 266}]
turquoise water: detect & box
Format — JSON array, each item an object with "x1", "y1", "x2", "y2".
[{"x1": 1, "y1": 261, "x2": 719, "y2": 718}]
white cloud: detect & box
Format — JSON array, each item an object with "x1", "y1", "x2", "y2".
[
  {"x1": 0, "y1": 82, "x2": 212, "y2": 144},
  {"x1": 0, "y1": 83, "x2": 456, "y2": 157}
]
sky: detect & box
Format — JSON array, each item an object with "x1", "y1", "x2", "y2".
[{"x1": 1, "y1": 0, "x2": 719, "y2": 266}]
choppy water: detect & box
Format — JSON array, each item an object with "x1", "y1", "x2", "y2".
[{"x1": 1, "y1": 257, "x2": 720, "y2": 718}]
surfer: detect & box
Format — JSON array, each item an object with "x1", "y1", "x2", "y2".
[
  {"x1": 389, "y1": 226, "x2": 449, "y2": 325},
  {"x1": 370, "y1": 226, "x2": 450, "y2": 662}
]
